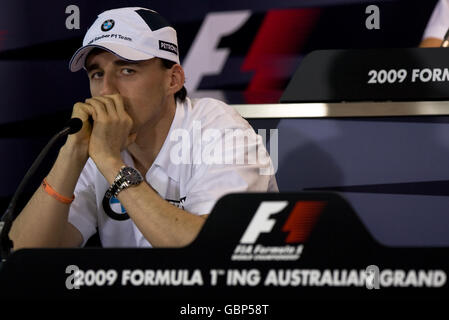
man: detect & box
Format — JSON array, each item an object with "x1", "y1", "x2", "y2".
[{"x1": 9, "y1": 7, "x2": 278, "y2": 249}]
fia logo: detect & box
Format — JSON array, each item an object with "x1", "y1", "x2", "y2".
[{"x1": 232, "y1": 200, "x2": 326, "y2": 261}]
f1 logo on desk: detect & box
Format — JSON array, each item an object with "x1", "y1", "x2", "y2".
[{"x1": 231, "y1": 200, "x2": 327, "y2": 261}]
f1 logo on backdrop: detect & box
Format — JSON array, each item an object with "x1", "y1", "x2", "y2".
[
  {"x1": 183, "y1": 9, "x2": 321, "y2": 103},
  {"x1": 183, "y1": 11, "x2": 251, "y2": 94},
  {"x1": 231, "y1": 200, "x2": 326, "y2": 261}
]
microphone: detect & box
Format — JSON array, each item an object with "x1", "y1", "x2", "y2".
[
  {"x1": 60, "y1": 117, "x2": 94, "y2": 135},
  {"x1": 0, "y1": 118, "x2": 84, "y2": 261},
  {"x1": 65, "y1": 118, "x2": 83, "y2": 134},
  {"x1": 441, "y1": 27, "x2": 449, "y2": 47}
]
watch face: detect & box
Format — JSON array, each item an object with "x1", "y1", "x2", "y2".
[{"x1": 122, "y1": 167, "x2": 143, "y2": 185}]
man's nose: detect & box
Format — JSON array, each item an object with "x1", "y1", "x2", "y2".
[{"x1": 99, "y1": 74, "x2": 119, "y2": 96}]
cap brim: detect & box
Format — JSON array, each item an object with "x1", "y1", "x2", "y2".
[{"x1": 69, "y1": 42, "x2": 155, "y2": 72}]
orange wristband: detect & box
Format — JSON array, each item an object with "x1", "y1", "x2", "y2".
[{"x1": 42, "y1": 178, "x2": 75, "y2": 204}]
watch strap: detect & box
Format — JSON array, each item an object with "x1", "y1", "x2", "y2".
[{"x1": 105, "y1": 166, "x2": 143, "y2": 199}]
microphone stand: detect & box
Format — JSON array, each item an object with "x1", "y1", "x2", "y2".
[{"x1": 0, "y1": 119, "x2": 82, "y2": 262}]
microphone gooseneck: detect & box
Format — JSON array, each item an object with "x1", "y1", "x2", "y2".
[{"x1": 0, "y1": 119, "x2": 83, "y2": 262}]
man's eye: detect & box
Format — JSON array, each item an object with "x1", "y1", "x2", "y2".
[
  {"x1": 122, "y1": 68, "x2": 135, "y2": 75},
  {"x1": 90, "y1": 71, "x2": 103, "y2": 79}
]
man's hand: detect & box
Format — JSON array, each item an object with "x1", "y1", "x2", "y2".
[
  {"x1": 85, "y1": 94, "x2": 137, "y2": 179},
  {"x1": 65, "y1": 100, "x2": 94, "y2": 160},
  {"x1": 65, "y1": 94, "x2": 137, "y2": 180}
]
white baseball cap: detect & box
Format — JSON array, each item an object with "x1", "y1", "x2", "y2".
[{"x1": 69, "y1": 7, "x2": 180, "y2": 72}]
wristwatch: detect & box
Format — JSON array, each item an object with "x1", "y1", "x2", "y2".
[
  {"x1": 102, "y1": 166, "x2": 143, "y2": 221},
  {"x1": 106, "y1": 166, "x2": 144, "y2": 199}
]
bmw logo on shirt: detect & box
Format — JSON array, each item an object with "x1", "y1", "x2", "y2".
[
  {"x1": 101, "y1": 19, "x2": 115, "y2": 31},
  {"x1": 102, "y1": 194, "x2": 130, "y2": 221},
  {"x1": 109, "y1": 196, "x2": 127, "y2": 214}
]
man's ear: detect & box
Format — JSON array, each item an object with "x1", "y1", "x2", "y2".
[{"x1": 168, "y1": 64, "x2": 185, "y2": 94}]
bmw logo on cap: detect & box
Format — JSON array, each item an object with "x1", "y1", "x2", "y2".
[{"x1": 101, "y1": 19, "x2": 115, "y2": 31}]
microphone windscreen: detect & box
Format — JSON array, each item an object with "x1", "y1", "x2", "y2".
[{"x1": 66, "y1": 118, "x2": 83, "y2": 134}]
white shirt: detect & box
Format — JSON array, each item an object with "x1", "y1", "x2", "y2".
[
  {"x1": 68, "y1": 97, "x2": 278, "y2": 247},
  {"x1": 422, "y1": 0, "x2": 449, "y2": 40}
]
